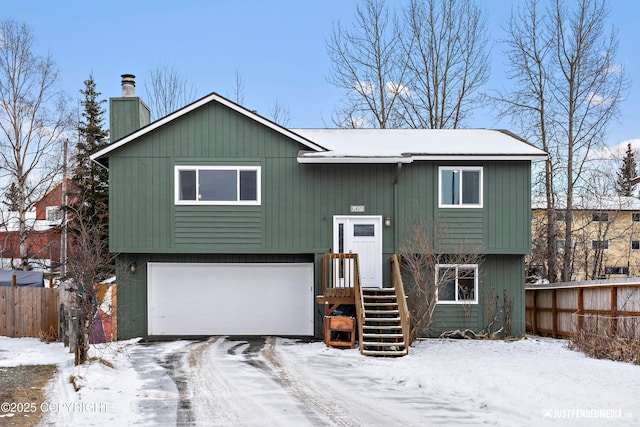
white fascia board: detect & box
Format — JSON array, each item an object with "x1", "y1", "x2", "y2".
[
  {"x1": 298, "y1": 153, "x2": 547, "y2": 164},
  {"x1": 90, "y1": 93, "x2": 327, "y2": 164},
  {"x1": 297, "y1": 156, "x2": 414, "y2": 164},
  {"x1": 411, "y1": 154, "x2": 548, "y2": 161}
]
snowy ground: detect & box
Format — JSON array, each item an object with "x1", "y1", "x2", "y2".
[{"x1": 0, "y1": 335, "x2": 637, "y2": 426}]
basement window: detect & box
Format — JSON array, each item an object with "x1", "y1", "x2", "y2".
[
  {"x1": 439, "y1": 167, "x2": 483, "y2": 208},
  {"x1": 435, "y1": 264, "x2": 478, "y2": 304},
  {"x1": 175, "y1": 166, "x2": 261, "y2": 205}
]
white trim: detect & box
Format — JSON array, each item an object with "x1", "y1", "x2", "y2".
[
  {"x1": 298, "y1": 156, "x2": 414, "y2": 164},
  {"x1": 412, "y1": 154, "x2": 547, "y2": 161},
  {"x1": 174, "y1": 165, "x2": 261, "y2": 205},
  {"x1": 438, "y1": 166, "x2": 483, "y2": 209},
  {"x1": 297, "y1": 154, "x2": 545, "y2": 164},
  {"x1": 91, "y1": 92, "x2": 326, "y2": 163},
  {"x1": 435, "y1": 264, "x2": 479, "y2": 305},
  {"x1": 333, "y1": 215, "x2": 383, "y2": 288}
]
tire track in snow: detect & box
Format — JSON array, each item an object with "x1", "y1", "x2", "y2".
[
  {"x1": 186, "y1": 337, "x2": 320, "y2": 426},
  {"x1": 262, "y1": 337, "x2": 360, "y2": 427}
]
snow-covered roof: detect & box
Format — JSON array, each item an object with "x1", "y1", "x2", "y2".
[
  {"x1": 293, "y1": 129, "x2": 547, "y2": 163},
  {"x1": 90, "y1": 89, "x2": 546, "y2": 166},
  {"x1": 532, "y1": 194, "x2": 640, "y2": 210}
]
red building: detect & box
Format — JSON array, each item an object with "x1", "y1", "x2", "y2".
[{"x1": 0, "y1": 180, "x2": 68, "y2": 271}]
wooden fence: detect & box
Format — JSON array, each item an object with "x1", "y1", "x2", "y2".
[
  {"x1": 0, "y1": 286, "x2": 58, "y2": 338},
  {"x1": 526, "y1": 281, "x2": 640, "y2": 338}
]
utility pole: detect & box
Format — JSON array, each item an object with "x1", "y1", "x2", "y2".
[{"x1": 61, "y1": 138, "x2": 68, "y2": 277}]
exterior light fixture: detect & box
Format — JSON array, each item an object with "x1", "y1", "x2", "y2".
[
  {"x1": 129, "y1": 261, "x2": 137, "y2": 274},
  {"x1": 384, "y1": 217, "x2": 391, "y2": 227}
]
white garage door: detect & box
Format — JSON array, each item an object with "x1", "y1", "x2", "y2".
[{"x1": 147, "y1": 262, "x2": 314, "y2": 336}]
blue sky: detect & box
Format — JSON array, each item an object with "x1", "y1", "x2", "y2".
[{"x1": 4, "y1": 0, "x2": 640, "y2": 148}]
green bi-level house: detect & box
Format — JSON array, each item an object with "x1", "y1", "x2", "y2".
[{"x1": 91, "y1": 75, "x2": 546, "y2": 342}]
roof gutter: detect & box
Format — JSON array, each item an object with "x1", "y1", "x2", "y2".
[{"x1": 297, "y1": 156, "x2": 414, "y2": 164}]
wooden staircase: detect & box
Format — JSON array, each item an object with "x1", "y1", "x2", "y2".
[
  {"x1": 359, "y1": 287, "x2": 408, "y2": 356},
  {"x1": 318, "y1": 253, "x2": 409, "y2": 357}
]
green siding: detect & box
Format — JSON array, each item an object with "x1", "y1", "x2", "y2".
[
  {"x1": 106, "y1": 98, "x2": 533, "y2": 339},
  {"x1": 175, "y1": 207, "x2": 262, "y2": 249},
  {"x1": 429, "y1": 254, "x2": 525, "y2": 337},
  {"x1": 108, "y1": 101, "x2": 533, "y2": 256},
  {"x1": 110, "y1": 97, "x2": 150, "y2": 141},
  {"x1": 485, "y1": 161, "x2": 532, "y2": 254}
]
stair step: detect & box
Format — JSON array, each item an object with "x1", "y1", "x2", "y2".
[
  {"x1": 362, "y1": 341, "x2": 405, "y2": 347},
  {"x1": 364, "y1": 301, "x2": 397, "y2": 305},
  {"x1": 363, "y1": 333, "x2": 404, "y2": 338},
  {"x1": 362, "y1": 289, "x2": 396, "y2": 294},
  {"x1": 363, "y1": 325, "x2": 402, "y2": 330},
  {"x1": 361, "y1": 349, "x2": 408, "y2": 357},
  {"x1": 364, "y1": 309, "x2": 399, "y2": 314},
  {"x1": 364, "y1": 317, "x2": 401, "y2": 322}
]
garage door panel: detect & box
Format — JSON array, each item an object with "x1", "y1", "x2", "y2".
[{"x1": 148, "y1": 263, "x2": 314, "y2": 336}]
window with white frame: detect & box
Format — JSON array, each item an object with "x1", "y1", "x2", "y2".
[
  {"x1": 439, "y1": 167, "x2": 482, "y2": 208},
  {"x1": 436, "y1": 264, "x2": 478, "y2": 304},
  {"x1": 175, "y1": 166, "x2": 260, "y2": 205},
  {"x1": 46, "y1": 206, "x2": 63, "y2": 222}
]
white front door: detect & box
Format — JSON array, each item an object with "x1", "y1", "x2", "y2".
[{"x1": 333, "y1": 216, "x2": 383, "y2": 288}]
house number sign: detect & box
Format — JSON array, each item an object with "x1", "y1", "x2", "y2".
[{"x1": 350, "y1": 205, "x2": 365, "y2": 213}]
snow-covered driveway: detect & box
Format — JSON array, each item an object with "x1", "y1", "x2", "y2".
[
  {"x1": 182, "y1": 337, "x2": 485, "y2": 426},
  {"x1": 12, "y1": 334, "x2": 636, "y2": 426},
  {"x1": 159, "y1": 336, "x2": 639, "y2": 426}
]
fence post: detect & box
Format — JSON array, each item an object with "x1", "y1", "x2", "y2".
[
  {"x1": 552, "y1": 288, "x2": 558, "y2": 338},
  {"x1": 610, "y1": 286, "x2": 618, "y2": 338},
  {"x1": 577, "y1": 287, "x2": 584, "y2": 333},
  {"x1": 532, "y1": 289, "x2": 538, "y2": 335}
]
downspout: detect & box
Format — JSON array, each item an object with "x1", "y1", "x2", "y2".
[{"x1": 393, "y1": 162, "x2": 402, "y2": 252}]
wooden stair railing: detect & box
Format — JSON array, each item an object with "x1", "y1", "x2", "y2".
[
  {"x1": 391, "y1": 254, "x2": 410, "y2": 354},
  {"x1": 357, "y1": 255, "x2": 409, "y2": 357},
  {"x1": 319, "y1": 253, "x2": 358, "y2": 315}
]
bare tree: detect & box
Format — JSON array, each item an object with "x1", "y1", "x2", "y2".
[
  {"x1": 400, "y1": 220, "x2": 483, "y2": 343},
  {"x1": 398, "y1": 0, "x2": 490, "y2": 128},
  {"x1": 326, "y1": 0, "x2": 406, "y2": 128},
  {"x1": 144, "y1": 64, "x2": 197, "y2": 120},
  {"x1": 496, "y1": 0, "x2": 628, "y2": 282},
  {"x1": 231, "y1": 70, "x2": 245, "y2": 105},
  {"x1": 64, "y1": 204, "x2": 116, "y2": 364},
  {"x1": 268, "y1": 99, "x2": 293, "y2": 126},
  {"x1": 0, "y1": 19, "x2": 70, "y2": 270}
]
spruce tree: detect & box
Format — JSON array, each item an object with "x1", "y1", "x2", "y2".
[
  {"x1": 615, "y1": 143, "x2": 637, "y2": 196},
  {"x1": 70, "y1": 75, "x2": 109, "y2": 237}
]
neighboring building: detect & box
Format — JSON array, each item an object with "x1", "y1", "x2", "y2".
[
  {"x1": 0, "y1": 180, "x2": 67, "y2": 271},
  {"x1": 531, "y1": 195, "x2": 640, "y2": 281},
  {"x1": 91, "y1": 75, "x2": 546, "y2": 340}
]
